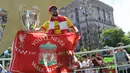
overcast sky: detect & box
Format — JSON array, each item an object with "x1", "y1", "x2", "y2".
[{"x1": 100, "y1": 0, "x2": 130, "y2": 33}]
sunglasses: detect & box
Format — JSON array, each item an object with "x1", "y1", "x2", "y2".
[{"x1": 50, "y1": 7, "x2": 57, "y2": 12}]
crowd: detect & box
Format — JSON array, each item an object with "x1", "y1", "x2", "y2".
[
  {"x1": 70, "y1": 43, "x2": 130, "y2": 73},
  {"x1": 0, "y1": 42, "x2": 130, "y2": 73}
]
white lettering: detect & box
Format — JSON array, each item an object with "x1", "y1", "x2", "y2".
[
  {"x1": 32, "y1": 35, "x2": 49, "y2": 46},
  {"x1": 47, "y1": 64, "x2": 61, "y2": 72},
  {"x1": 51, "y1": 36, "x2": 65, "y2": 47},
  {"x1": 32, "y1": 61, "x2": 44, "y2": 72}
]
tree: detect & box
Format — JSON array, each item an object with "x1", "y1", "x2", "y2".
[
  {"x1": 122, "y1": 35, "x2": 130, "y2": 45},
  {"x1": 101, "y1": 28, "x2": 125, "y2": 47},
  {"x1": 127, "y1": 31, "x2": 130, "y2": 38},
  {"x1": 122, "y1": 33, "x2": 130, "y2": 54}
]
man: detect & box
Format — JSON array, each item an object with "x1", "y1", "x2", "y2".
[
  {"x1": 82, "y1": 55, "x2": 94, "y2": 73},
  {"x1": 39, "y1": 5, "x2": 79, "y2": 54},
  {"x1": 91, "y1": 54, "x2": 103, "y2": 73},
  {"x1": 115, "y1": 43, "x2": 130, "y2": 73},
  {"x1": 5, "y1": 63, "x2": 11, "y2": 73},
  {"x1": 39, "y1": 5, "x2": 80, "y2": 73},
  {"x1": 102, "y1": 50, "x2": 115, "y2": 73},
  {"x1": 39, "y1": 5, "x2": 78, "y2": 34},
  {"x1": 68, "y1": 56, "x2": 82, "y2": 73}
]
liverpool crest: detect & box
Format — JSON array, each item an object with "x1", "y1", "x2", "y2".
[
  {"x1": 18, "y1": 33, "x2": 27, "y2": 48},
  {"x1": 39, "y1": 42, "x2": 57, "y2": 66}
]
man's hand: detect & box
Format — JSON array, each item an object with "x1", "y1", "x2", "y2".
[
  {"x1": 66, "y1": 51, "x2": 73, "y2": 56},
  {"x1": 74, "y1": 26, "x2": 80, "y2": 36},
  {"x1": 34, "y1": 27, "x2": 46, "y2": 33},
  {"x1": 57, "y1": 51, "x2": 73, "y2": 56}
]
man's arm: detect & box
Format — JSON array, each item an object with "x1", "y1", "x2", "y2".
[
  {"x1": 124, "y1": 50, "x2": 130, "y2": 61},
  {"x1": 35, "y1": 21, "x2": 49, "y2": 32},
  {"x1": 95, "y1": 57, "x2": 103, "y2": 66},
  {"x1": 65, "y1": 17, "x2": 79, "y2": 32}
]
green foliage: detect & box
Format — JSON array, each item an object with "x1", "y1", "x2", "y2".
[
  {"x1": 122, "y1": 35, "x2": 130, "y2": 45},
  {"x1": 75, "y1": 47, "x2": 87, "y2": 61},
  {"x1": 127, "y1": 31, "x2": 130, "y2": 38},
  {"x1": 125, "y1": 48, "x2": 130, "y2": 54},
  {"x1": 101, "y1": 28, "x2": 124, "y2": 47},
  {"x1": 75, "y1": 54, "x2": 82, "y2": 62},
  {"x1": 80, "y1": 47, "x2": 87, "y2": 52},
  {"x1": 101, "y1": 28, "x2": 130, "y2": 53},
  {"x1": 123, "y1": 33, "x2": 130, "y2": 54}
]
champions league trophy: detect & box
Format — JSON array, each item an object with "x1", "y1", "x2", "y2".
[{"x1": 19, "y1": 5, "x2": 40, "y2": 31}]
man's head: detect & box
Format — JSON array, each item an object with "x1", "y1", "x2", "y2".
[
  {"x1": 91, "y1": 54, "x2": 96, "y2": 60},
  {"x1": 82, "y1": 54, "x2": 88, "y2": 61},
  {"x1": 106, "y1": 50, "x2": 112, "y2": 55},
  {"x1": 117, "y1": 42, "x2": 124, "y2": 51},
  {"x1": 48, "y1": 5, "x2": 58, "y2": 17},
  {"x1": 117, "y1": 42, "x2": 124, "y2": 47}
]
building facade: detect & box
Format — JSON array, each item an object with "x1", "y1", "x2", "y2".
[{"x1": 59, "y1": 0, "x2": 115, "y2": 50}]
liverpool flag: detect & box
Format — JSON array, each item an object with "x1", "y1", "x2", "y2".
[{"x1": 10, "y1": 30, "x2": 80, "y2": 73}]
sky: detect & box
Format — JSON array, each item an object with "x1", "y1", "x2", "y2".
[{"x1": 100, "y1": 0, "x2": 130, "y2": 33}]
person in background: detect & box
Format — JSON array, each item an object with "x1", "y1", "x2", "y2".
[
  {"x1": 0, "y1": 47, "x2": 12, "y2": 58},
  {"x1": 5, "y1": 63, "x2": 11, "y2": 73},
  {"x1": 82, "y1": 55, "x2": 94, "y2": 73},
  {"x1": 91, "y1": 54, "x2": 103, "y2": 73},
  {"x1": 68, "y1": 56, "x2": 82, "y2": 73},
  {"x1": 102, "y1": 50, "x2": 115, "y2": 73},
  {"x1": 115, "y1": 43, "x2": 130, "y2": 73},
  {"x1": 91, "y1": 54, "x2": 103, "y2": 67}
]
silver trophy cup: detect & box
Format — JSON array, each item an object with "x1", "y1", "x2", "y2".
[{"x1": 19, "y1": 5, "x2": 40, "y2": 31}]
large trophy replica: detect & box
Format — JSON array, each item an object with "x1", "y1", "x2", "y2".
[{"x1": 19, "y1": 5, "x2": 40, "y2": 31}]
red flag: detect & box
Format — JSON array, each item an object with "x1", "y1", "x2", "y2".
[{"x1": 10, "y1": 30, "x2": 80, "y2": 73}]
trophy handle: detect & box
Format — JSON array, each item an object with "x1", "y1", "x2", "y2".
[
  {"x1": 31, "y1": 6, "x2": 40, "y2": 28},
  {"x1": 18, "y1": 5, "x2": 27, "y2": 25}
]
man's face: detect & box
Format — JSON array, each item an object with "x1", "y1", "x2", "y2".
[
  {"x1": 83, "y1": 57, "x2": 88, "y2": 61},
  {"x1": 106, "y1": 50, "x2": 111, "y2": 54},
  {"x1": 91, "y1": 56, "x2": 96, "y2": 60},
  {"x1": 116, "y1": 49, "x2": 121, "y2": 52},
  {"x1": 49, "y1": 7, "x2": 58, "y2": 17}
]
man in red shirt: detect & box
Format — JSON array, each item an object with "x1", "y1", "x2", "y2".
[
  {"x1": 39, "y1": 5, "x2": 80, "y2": 73},
  {"x1": 39, "y1": 5, "x2": 78, "y2": 34}
]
